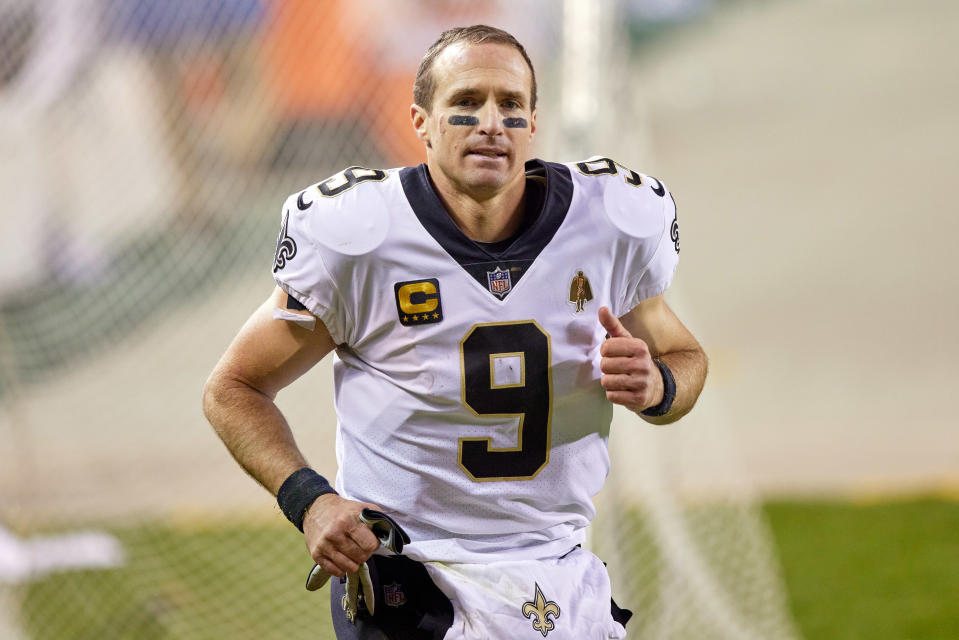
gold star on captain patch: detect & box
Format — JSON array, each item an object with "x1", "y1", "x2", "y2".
[
  {"x1": 412, "y1": 315, "x2": 419, "y2": 321},
  {"x1": 403, "y1": 316, "x2": 409, "y2": 322},
  {"x1": 432, "y1": 313, "x2": 440, "y2": 319}
]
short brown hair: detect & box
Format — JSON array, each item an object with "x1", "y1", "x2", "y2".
[{"x1": 413, "y1": 25, "x2": 537, "y2": 113}]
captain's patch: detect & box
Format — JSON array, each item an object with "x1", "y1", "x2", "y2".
[{"x1": 394, "y1": 279, "x2": 443, "y2": 326}]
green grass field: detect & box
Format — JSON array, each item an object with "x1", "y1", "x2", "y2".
[
  {"x1": 765, "y1": 498, "x2": 959, "y2": 640},
  {"x1": 18, "y1": 520, "x2": 334, "y2": 639},
  {"x1": 14, "y1": 498, "x2": 959, "y2": 639}
]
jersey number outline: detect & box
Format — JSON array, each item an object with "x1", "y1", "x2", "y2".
[
  {"x1": 318, "y1": 166, "x2": 388, "y2": 198},
  {"x1": 575, "y1": 157, "x2": 642, "y2": 187},
  {"x1": 458, "y1": 321, "x2": 553, "y2": 481}
]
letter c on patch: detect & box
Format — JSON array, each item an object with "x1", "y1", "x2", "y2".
[{"x1": 397, "y1": 281, "x2": 438, "y2": 314}]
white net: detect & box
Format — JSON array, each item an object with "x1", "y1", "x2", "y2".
[{"x1": 0, "y1": 1, "x2": 799, "y2": 638}]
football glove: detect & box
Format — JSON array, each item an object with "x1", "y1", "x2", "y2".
[{"x1": 304, "y1": 508, "x2": 411, "y2": 620}]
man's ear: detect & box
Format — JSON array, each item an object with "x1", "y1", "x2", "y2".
[
  {"x1": 529, "y1": 109, "x2": 537, "y2": 142},
  {"x1": 411, "y1": 104, "x2": 431, "y2": 148}
]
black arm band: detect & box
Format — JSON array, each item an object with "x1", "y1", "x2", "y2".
[
  {"x1": 277, "y1": 467, "x2": 338, "y2": 532},
  {"x1": 641, "y1": 360, "x2": 677, "y2": 417}
]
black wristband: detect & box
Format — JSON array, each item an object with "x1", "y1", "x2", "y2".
[
  {"x1": 277, "y1": 468, "x2": 338, "y2": 532},
  {"x1": 641, "y1": 360, "x2": 677, "y2": 417}
]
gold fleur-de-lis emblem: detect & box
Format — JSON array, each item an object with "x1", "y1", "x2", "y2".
[{"x1": 521, "y1": 583, "x2": 561, "y2": 637}]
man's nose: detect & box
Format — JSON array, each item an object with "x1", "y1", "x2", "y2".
[{"x1": 476, "y1": 101, "x2": 504, "y2": 136}]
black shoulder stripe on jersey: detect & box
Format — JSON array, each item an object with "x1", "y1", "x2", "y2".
[
  {"x1": 286, "y1": 294, "x2": 308, "y2": 311},
  {"x1": 399, "y1": 160, "x2": 573, "y2": 299}
]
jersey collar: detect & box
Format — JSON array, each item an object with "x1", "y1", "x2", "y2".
[{"x1": 399, "y1": 159, "x2": 573, "y2": 300}]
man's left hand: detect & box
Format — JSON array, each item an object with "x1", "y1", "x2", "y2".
[{"x1": 598, "y1": 306, "x2": 664, "y2": 414}]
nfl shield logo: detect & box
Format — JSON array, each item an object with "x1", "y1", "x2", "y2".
[
  {"x1": 384, "y1": 582, "x2": 407, "y2": 608},
  {"x1": 487, "y1": 266, "x2": 512, "y2": 298}
]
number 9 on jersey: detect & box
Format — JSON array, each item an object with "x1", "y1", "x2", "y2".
[{"x1": 458, "y1": 321, "x2": 553, "y2": 481}]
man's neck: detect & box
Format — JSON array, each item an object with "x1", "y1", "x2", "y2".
[{"x1": 426, "y1": 165, "x2": 527, "y2": 243}]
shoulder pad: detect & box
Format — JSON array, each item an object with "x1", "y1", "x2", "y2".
[
  {"x1": 286, "y1": 167, "x2": 394, "y2": 256},
  {"x1": 569, "y1": 158, "x2": 671, "y2": 241},
  {"x1": 603, "y1": 173, "x2": 669, "y2": 241}
]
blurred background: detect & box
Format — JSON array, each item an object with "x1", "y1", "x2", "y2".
[{"x1": 1, "y1": 0, "x2": 956, "y2": 638}]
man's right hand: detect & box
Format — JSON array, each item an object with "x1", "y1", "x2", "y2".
[{"x1": 303, "y1": 494, "x2": 382, "y2": 577}]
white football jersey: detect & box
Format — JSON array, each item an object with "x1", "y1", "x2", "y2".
[{"x1": 272, "y1": 158, "x2": 679, "y2": 563}]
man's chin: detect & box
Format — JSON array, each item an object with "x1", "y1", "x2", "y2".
[
  {"x1": 430, "y1": 159, "x2": 523, "y2": 198},
  {"x1": 459, "y1": 166, "x2": 515, "y2": 194}
]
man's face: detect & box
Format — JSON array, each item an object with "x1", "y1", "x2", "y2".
[{"x1": 413, "y1": 42, "x2": 536, "y2": 198}]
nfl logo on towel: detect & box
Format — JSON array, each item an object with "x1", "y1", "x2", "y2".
[
  {"x1": 384, "y1": 582, "x2": 407, "y2": 608},
  {"x1": 487, "y1": 266, "x2": 512, "y2": 298}
]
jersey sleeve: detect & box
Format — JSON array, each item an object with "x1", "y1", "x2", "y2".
[
  {"x1": 603, "y1": 175, "x2": 680, "y2": 316},
  {"x1": 270, "y1": 192, "x2": 353, "y2": 345},
  {"x1": 624, "y1": 178, "x2": 679, "y2": 309}
]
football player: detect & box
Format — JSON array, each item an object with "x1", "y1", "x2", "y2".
[{"x1": 204, "y1": 25, "x2": 707, "y2": 639}]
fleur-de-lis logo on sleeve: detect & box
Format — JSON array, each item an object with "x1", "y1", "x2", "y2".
[
  {"x1": 522, "y1": 583, "x2": 561, "y2": 637},
  {"x1": 273, "y1": 210, "x2": 297, "y2": 273}
]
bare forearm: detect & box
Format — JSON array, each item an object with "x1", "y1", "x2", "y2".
[
  {"x1": 202, "y1": 375, "x2": 310, "y2": 495},
  {"x1": 644, "y1": 347, "x2": 708, "y2": 425}
]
